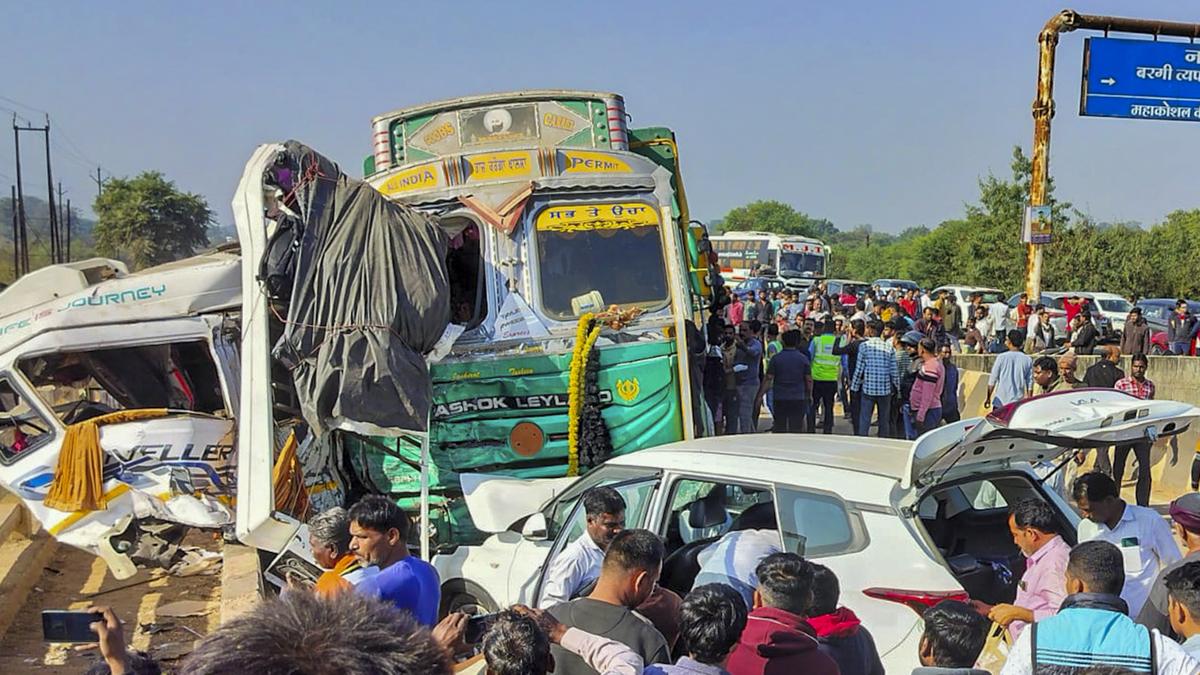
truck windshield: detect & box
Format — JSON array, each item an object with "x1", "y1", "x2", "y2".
[
  {"x1": 535, "y1": 203, "x2": 669, "y2": 321},
  {"x1": 779, "y1": 251, "x2": 824, "y2": 277}
]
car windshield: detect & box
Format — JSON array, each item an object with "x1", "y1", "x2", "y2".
[
  {"x1": 535, "y1": 203, "x2": 669, "y2": 320},
  {"x1": 1098, "y1": 298, "x2": 1133, "y2": 313},
  {"x1": 779, "y1": 251, "x2": 824, "y2": 277}
]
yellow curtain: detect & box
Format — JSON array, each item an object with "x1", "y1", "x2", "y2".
[{"x1": 44, "y1": 409, "x2": 169, "y2": 513}]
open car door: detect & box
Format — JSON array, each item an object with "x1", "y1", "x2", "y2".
[{"x1": 904, "y1": 389, "x2": 1200, "y2": 490}]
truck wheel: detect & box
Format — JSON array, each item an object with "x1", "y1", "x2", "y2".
[{"x1": 440, "y1": 578, "x2": 499, "y2": 618}]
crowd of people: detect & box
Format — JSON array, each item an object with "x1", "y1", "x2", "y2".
[{"x1": 82, "y1": 472, "x2": 1200, "y2": 674}]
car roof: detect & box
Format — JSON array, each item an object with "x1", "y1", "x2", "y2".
[{"x1": 606, "y1": 434, "x2": 913, "y2": 480}]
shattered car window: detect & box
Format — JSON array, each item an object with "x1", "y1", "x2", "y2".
[
  {"x1": 0, "y1": 378, "x2": 52, "y2": 464},
  {"x1": 18, "y1": 342, "x2": 226, "y2": 425}
]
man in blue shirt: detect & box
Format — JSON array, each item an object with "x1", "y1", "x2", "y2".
[
  {"x1": 349, "y1": 495, "x2": 440, "y2": 626},
  {"x1": 759, "y1": 329, "x2": 812, "y2": 433},
  {"x1": 986, "y1": 329, "x2": 1033, "y2": 409}
]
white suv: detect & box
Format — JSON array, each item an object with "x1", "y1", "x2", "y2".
[{"x1": 433, "y1": 391, "x2": 1197, "y2": 671}]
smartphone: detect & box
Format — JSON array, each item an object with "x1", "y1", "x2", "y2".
[
  {"x1": 42, "y1": 610, "x2": 103, "y2": 643},
  {"x1": 464, "y1": 612, "x2": 499, "y2": 644}
]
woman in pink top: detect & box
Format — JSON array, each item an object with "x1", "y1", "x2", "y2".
[{"x1": 909, "y1": 338, "x2": 945, "y2": 436}]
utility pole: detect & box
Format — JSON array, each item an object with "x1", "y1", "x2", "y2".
[
  {"x1": 65, "y1": 198, "x2": 72, "y2": 262},
  {"x1": 12, "y1": 116, "x2": 28, "y2": 277},
  {"x1": 92, "y1": 166, "x2": 104, "y2": 198},
  {"x1": 42, "y1": 115, "x2": 58, "y2": 264},
  {"x1": 57, "y1": 182, "x2": 65, "y2": 262},
  {"x1": 9, "y1": 185, "x2": 16, "y2": 279},
  {"x1": 1026, "y1": 10, "x2": 1200, "y2": 299}
]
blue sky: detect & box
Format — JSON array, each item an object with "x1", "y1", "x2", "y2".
[{"x1": 1, "y1": 1, "x2": 1196, "y2": 233}]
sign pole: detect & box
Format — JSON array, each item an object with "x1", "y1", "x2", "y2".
[{"x1": 1025, "y1": 10, "x2": 1200, "y2": 300}]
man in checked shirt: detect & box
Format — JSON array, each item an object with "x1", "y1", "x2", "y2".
[
  {"x1": 850, "y1": 319, "x2": 900, "y2": 438},
  {"x1": 1113, "y1": 353, "x2": 1157, "y2": 507}
]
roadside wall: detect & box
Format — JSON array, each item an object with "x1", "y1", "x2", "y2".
[{"x1": 953, "y1": 354, "x2": 1200, "y2": 495}]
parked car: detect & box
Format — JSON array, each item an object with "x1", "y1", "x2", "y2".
[
  {"x1": 872, "y1": 278, "x2": 920, "y2": 296},
  {"x1": 826, "y1": 279, "x2": 870, "y2": 309},
  {"x1": 732, "y1": 276, "x2": 786, "y2": 298},
  {"x1": 1136, "y1": 298, "x2": 1200, "y2": 355},
  {"x1": 430, "y1": 391, "x2": 1199, "y2": 672},
  {"x1": 1086, "y1": 292, "x2": 1135, "y2": 330},
  {"x1": 931, "y1": 285, "x2": 1006, "y2": 326},
  {"x1": 1008, "y1": 292, "x2": 1111, "y2": 346}
]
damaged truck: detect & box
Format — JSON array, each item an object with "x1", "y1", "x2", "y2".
[{"x1": 0, "y1": 90, "x2": 722, "y2": 584}]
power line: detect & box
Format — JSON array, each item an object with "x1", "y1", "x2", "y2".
[{"x1": 0, "y1": 95, "x2": 48, "y2": 116}]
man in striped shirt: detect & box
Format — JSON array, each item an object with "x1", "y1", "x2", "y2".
[
  {"x1": 1113, "y1": 353, "x2": 1156, "y2": 506},
  {"x1": 850, "y1": 320, "x2": 900, "y2": 438}
]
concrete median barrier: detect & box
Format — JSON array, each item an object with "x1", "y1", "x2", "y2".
[{"x1": 952, "y1": 354, "x2": 1200, "y2": 496}]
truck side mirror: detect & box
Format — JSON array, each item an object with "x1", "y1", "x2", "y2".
[{"x1": 522, "y1": 513, "x2": 548, "y2": 541}]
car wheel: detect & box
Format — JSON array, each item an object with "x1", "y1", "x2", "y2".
[
  {"x1": 1151, "y1": 344, "x2": 1168, "y2": 356},
  {"x1": 440, "y1": 578, "x2": 499, "y2": 617}
]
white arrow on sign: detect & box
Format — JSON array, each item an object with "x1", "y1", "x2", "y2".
[{"x1": 1101, "y1": 77, "x2": 1116, "y2": 85}]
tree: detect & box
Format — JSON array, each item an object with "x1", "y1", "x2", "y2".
[
  {"x1": 717, "y1": 200, "x2": 836, "y2": 239},
  {"x1": 93, "y1": 171, "x2": 212, "y2": 269}
]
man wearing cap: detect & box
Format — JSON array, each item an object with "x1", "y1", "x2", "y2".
[{"x1": 1136, "y1": 493, "x2": 1200, "y2": 639}]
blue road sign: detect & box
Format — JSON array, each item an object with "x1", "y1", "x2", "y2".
[{"x1": 1082, "y1": 37, "x2": 1200, "y2": 122}]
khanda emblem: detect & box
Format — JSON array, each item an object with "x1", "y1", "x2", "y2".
[{"x1": 615, "y1": 378, "x2": 640, "y2": 402}]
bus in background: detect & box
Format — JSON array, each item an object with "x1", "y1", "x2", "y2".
[{"x1": 709, "y1": 231, "x2": 828, "y2": 291}]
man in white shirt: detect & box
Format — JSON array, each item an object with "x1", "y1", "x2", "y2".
[
  {"x1": 1073, "y1": 472, "x2": 1181, "y2": 617},
  {"x1": 538, "y1": 487, "x2": 626, "y2": 608},
  {"x1": 692, "y1": 527, "x2": 783, "y2": 607}
]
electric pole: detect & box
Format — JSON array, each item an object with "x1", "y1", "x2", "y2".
[
  {"x1": 12, "y1": 115, "x2": 28, "y2": 277},
  {"x1": 65, "y1": 198, "x2": 72, "y2": 262},
  {"x1": 92, "y1": 166, "x2": 104, "y2": 198},
  {"x1": 42, "y1": 115, "x2": 58, "y2": 264},
  {"x1": 9, "y1": 185, "x2": 16, "y2": 279}
]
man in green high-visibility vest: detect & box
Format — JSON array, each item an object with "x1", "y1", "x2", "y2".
[{"x1": 807, "y1": 319, "x2": 841, "y2": 434}]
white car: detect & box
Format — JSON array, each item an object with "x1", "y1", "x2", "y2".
[
  {"x1": 931, "y1": 285, "x2": 1006, "y2": 325},
  {"x1": 433, "y1": 391, "x2": 1197, "y2": 672},
  {"x1": 1082, "y1": 292, "x2": 1135, "y2": 332}
]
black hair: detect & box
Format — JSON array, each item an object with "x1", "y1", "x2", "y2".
[
  {"x1": 679, "y1": 584, "x2": 748, "y2": 664},
  {"x1": 178, "y1": 590, "x2": 451, "y2": 675},
  {"x1": 1010, "y1": 498, "x2": 1057, "y2": 534},
  {"x1": 755, "y1": 552, "x2": 814, "y2": 616},
  {"x1": 1072, "y1": 471, "x2": 1120, "y2": 503},
  {"x1": 918, "y1": 337, "x2": 936, "y2": 355},
  {"x1": 348, "y1": 495, "x2": 411, "y2": 539},
  {"x1": 866, "y1": 320, "x2": 884, "y2": 335},
  {"x1": 85, "y1": 651, "x2": 161, "y2": 675},
  {"x1": 920, "y1": 600, "x2": 987, "y2": 668},
  {"x1": 1006, "y1": 329, "x2": 1026, "y2": 348},
  {"x1": 851, "y1": 318, "x2": 865, "y2": 335},
  {"x1": 766, "y1": 323, "x2": 780, "y2": 338},
  {"x1": 1067, "y1": 540, "x2": 1125, "y2": 596},
  {"x1": 1033, "y1": 356, "x2": 1058, "y2": 376},
  {"x1": 1164, "y1": 561, "x2": 1200, "y2": 618},
  {"x1": 1131, "y1": 353, "x2": 1149, "y2": 367},
  {"x1": 781, "y1": 329, "x2": 802, "y2": 349},
  {"x1": 855, "y1": 300, "x2": 865, "y2": 311},
  {"x1": 482, "y1": 610, "x2": 551, "y2": 675},
  {"x1": 603, "y1": 529, "x2": 664, "y2": 573},
  {"x1": 582, "y1": 486, "x2": 625, "y2": 518},
  {"x1": 808, "y1": 563, "x2": 841, "y2": 616},
  {"x1": 747, "y1": 319, "x2": 763, "y2": 334}
]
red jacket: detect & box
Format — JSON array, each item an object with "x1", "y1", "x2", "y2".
[{"x1": 726, "y1": 606, "x2": 841, "y2": 675}]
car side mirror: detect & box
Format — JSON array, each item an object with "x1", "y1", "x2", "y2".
[{"x1": 522, "y1": 513, "x2": 548, "y2": 541}]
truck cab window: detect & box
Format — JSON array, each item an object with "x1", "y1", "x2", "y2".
[
  {"x1": 0, "y1": 378, "x2": 51, "y2": 464},
  {"x1": 445, "y1": 219, "x2": 488, "y2": 328}
]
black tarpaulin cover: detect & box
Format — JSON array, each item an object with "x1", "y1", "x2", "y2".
[{"x1": 268, "y1": 141, "x2": 449, "y2": 434}]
